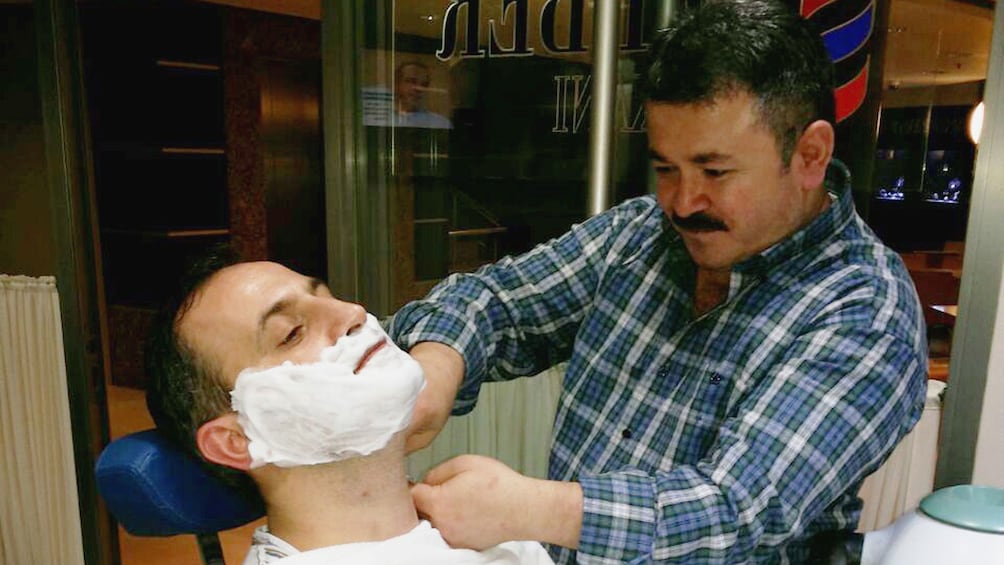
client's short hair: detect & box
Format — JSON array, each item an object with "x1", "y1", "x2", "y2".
[{"x1": 144, "y1": 244, "x2": 259, "y2": 500}]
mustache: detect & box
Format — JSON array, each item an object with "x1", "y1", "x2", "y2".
[{"x1": 672, "y1": 212, "x2": 727, "y2": 233}]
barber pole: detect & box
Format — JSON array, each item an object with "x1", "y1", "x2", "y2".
[{"x1": 793, "y1": 0, "x2": 887, "y2": 215}]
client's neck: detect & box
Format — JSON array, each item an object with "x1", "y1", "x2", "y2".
[{"x1": 256, "y1": 439, "x2": 418, "y2": 552}]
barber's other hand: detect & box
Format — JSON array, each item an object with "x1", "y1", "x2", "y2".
[
  {"x1": 411, "y1": 454, "x2": 583, "y2": 551},
  {"x1": 405, "y1": 342, "x2": 464, "y2": 453}
]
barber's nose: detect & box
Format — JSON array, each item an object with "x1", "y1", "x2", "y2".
[{"x1": 668, "y1": 174, "x2": 710, "y2": 218}]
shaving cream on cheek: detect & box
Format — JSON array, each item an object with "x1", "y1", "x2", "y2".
[{"x1": 230, "y1": 315, "x2": 425, "y2": 468}]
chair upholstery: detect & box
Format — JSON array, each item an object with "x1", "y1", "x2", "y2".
[{"x1": 95, "y1": 429, "x2": 264, "y2": 537}]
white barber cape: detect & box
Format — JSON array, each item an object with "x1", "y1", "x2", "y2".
[{"x1": 242, "y1": 521, "x2": 555, "y2": 565}]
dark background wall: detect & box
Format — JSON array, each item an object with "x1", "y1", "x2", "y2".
[
  {"x1": 224, "y1": 6, "x2": 325, "y2": 277},
  {"x1": 78, "y1": 0, "x2": 323, "y2": 388},
  {"x1": 0, "y1": 4, "x2": 58, "y2": 277}
]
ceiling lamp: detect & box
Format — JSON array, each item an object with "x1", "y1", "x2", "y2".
[{"x1": 968, "y1": 101, "x2": 985, "y2": 145}]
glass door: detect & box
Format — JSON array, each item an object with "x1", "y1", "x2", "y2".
[
  {"x1": 323, "y1": 0, "x2": 1003, "y2": 489},
  {"x1": 324, "y1": 0, "x2": 663, "y2": 314}
]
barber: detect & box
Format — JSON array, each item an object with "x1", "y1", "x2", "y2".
[{"x1": 390, "y1": 0, "x2": 927, "y2": 562}]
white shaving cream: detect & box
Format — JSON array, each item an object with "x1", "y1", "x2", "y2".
[{"x1": 231, "y1": 314, "x2": 425, "y2": 468}]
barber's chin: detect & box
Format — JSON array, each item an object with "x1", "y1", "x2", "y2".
[
  {"x1": 681, "y1": 238, "x2": 723, "y2": 265},
  {"x1": 688, "y1": 252, "x2": 739, "y2": 274},
  {"x1": 678, "y1": 228, "x2": 728, "y2": 252},
  {"x1": 692, "y1": 260, "x2": 733, "y2": 273}
]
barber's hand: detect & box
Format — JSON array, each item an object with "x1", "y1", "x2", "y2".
[
  {"x1": 412, "y1": 455, "x2": 534, "y2": 550},
  {"x1": 406, "y1": 342, "x2": 465, "y2": 453},
  {"x1": 411, "y1": 454, "x2": 583, "y2": 551}
]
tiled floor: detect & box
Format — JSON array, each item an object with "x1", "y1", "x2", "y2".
[{"x1": 106, "y1": 385, "x2": 266, "y2": 564}]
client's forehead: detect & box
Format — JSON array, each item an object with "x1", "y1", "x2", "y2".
[
  {"x1": 190, "y1": 262, "x2": 300, "y2": 324},
  {"x1": 178, "y1": 261, "x2": 303, "y2": 377}
]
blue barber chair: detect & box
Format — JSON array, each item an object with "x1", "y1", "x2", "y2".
[{"x1": 95, "y1": 429, "x2": 265, "y2": 565}]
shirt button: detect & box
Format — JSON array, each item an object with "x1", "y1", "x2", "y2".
[
  {"x1": 710, "y1": 374, "x2": 723, "y2": 384},
  {"x1": 621, "y1": 429, "x2": 632, "y2": 440}
]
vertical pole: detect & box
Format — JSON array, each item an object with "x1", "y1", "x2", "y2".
[
  {"x1": 936, "y1": 0, "x2": 1004, "y2": 489},
  {"x1": 586, "y1": 0, "x2": 621, "y2": 216},
  {"x1": 655, "y1": 0, "x2": 679, "y2": 28},
  {"x1": 322, "y1": 0, "x2": 395, "y2": 316},
  {"x1": 35, "y1": 0, "x2": 116, "y2": 562}
]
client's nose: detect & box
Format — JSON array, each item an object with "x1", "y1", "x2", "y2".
[{"x1": 325, "y1": 300, "x2": 367, "y2": 341}]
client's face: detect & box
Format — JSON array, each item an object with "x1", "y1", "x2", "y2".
[
  {"x1": 179, "y1": 261, "x2": 367, "y2": 386},
  {"x1": 183, "y1": 261, "x2": 426, "y2": 468}
]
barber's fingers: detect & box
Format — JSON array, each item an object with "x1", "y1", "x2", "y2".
[
  {"x1": 411, "y1": 481, "x2": 437, "y2": 518},
  {"x1": 420, "y1": 454, "x2": 488, "y2": 486},
  {"x1": 404, "y1": 387, "x2": 443, "y2": 453},
  {"x1": 405, "y1": 343, "x2": 465, "y2": 453},
  {"x1": 411, "y1": 458, "x2": 516, "y2": 550},
  {"x1": 404, "y1": 427, "x2": 439, "y2": 453},
  {"x1": 411, "y1": 455, "x2": 485, "y2": 517},
  {"x1": 411, "y1": 479, "x2": 473, "y2": 547}
]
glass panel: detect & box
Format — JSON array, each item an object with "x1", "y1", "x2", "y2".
[
  {"x1": 358, "y1": 0, "x2": 995, "y2": 370},
  {"x1": 368, "y1": 0, "x2": 662, "y2": 309},
  {"x1": 864, "y1": 0, "x2": 994, "y2": 373}
]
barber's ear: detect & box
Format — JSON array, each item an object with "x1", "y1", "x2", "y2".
[
  {"x1": 792, "y1": 119, "x2": 835, "y2": 191},
  {"x1": 196, "y1": 413, "x2": 252, "y2": 471}
]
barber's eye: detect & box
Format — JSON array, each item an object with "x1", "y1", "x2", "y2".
[{"x1": 280, "y1": 326, "x2": 303, "y2": 347}]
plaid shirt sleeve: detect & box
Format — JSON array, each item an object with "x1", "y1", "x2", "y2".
[
  {"x1": 575, "y1": 293, "x2": 928, "y2": 563},
  {"x1": 388, "y1": 199, "x2": 646, "y2": 414}
]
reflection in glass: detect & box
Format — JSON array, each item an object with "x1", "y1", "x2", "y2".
[
  {"x1": 923, "y1": 150, "x2": 966, "y2": 204},
  {"x1": 873, "y1": 150, "x2": 910, "y2": 201},
  {"x1": 363, "y1": 59, "x2": 453, "y2": 129},
  {"x1": 867, "y1": 0, "x2": 991, "y2": 242},
  {"x1": 376, "y1": 0, "x2": 658, "y2": 307}
]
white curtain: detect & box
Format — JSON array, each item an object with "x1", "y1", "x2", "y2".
[
  {"x1": 408, "y1": 363, "x2": 565, "y2": 480},
  {"x1": 0, "y1": 275, "x2": 86, "y2": 565}
]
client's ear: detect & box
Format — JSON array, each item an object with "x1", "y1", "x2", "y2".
[{"x1": 196, "y1": 413, "x2": 252, "y2": 471}]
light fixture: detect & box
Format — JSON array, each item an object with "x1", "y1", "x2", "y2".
[{"x1": 968, "y1": 101, "x2": 985, "y2": 145}]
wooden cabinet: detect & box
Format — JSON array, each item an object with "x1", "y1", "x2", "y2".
[{"x1": 81, "y1": 1, "x2": 229, "y2": 387}]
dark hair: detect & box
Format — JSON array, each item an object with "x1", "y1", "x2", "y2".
[
  {"x1": 144, "y1": 244, "x2": 260, "y2": 500},
  {"x1": 640, "y1": 0, "x2": 836, "y2": 162}
]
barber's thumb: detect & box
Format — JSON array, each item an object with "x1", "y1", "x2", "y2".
[
  {"x1": 411, "y1": 482, "x2": 437, "y2": 515},
  {"x1": 421, "y1": 453, "x2": 474, "y2": 485}
]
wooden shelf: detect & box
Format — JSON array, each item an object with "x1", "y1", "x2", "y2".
[
  {"x1": 155, "y1": 59, "x2": 221, "y2": 72},
  {"x1": 449, "y1": 226, "x2": 507, "y2": 237},
  {"x1": 161, "y1": 147, "x2": 225, "y2": 155},
  {"x1": 102, "y1": 228, "x2": 230, "y2": 238}
]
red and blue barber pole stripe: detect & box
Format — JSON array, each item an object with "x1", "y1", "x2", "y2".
[
  {"x1": 801, "y1": 0, "x2": 876, "y2": 122},
  {"x1": 792, "y1": 0, "x2": 885, "y2": 214}
]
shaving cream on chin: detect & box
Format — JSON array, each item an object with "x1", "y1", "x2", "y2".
[{"x1": 230, "y1": 314, "x2": 425, "y2": 468}]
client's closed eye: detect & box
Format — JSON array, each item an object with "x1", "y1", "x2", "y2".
[{"x1": 280, "y1": 326, "x2": 303, "y2": 348}]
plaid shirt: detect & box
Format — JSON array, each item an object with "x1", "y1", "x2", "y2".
[{"x1": 390, "y1": 162, "x2": 928, "y2": 564}]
